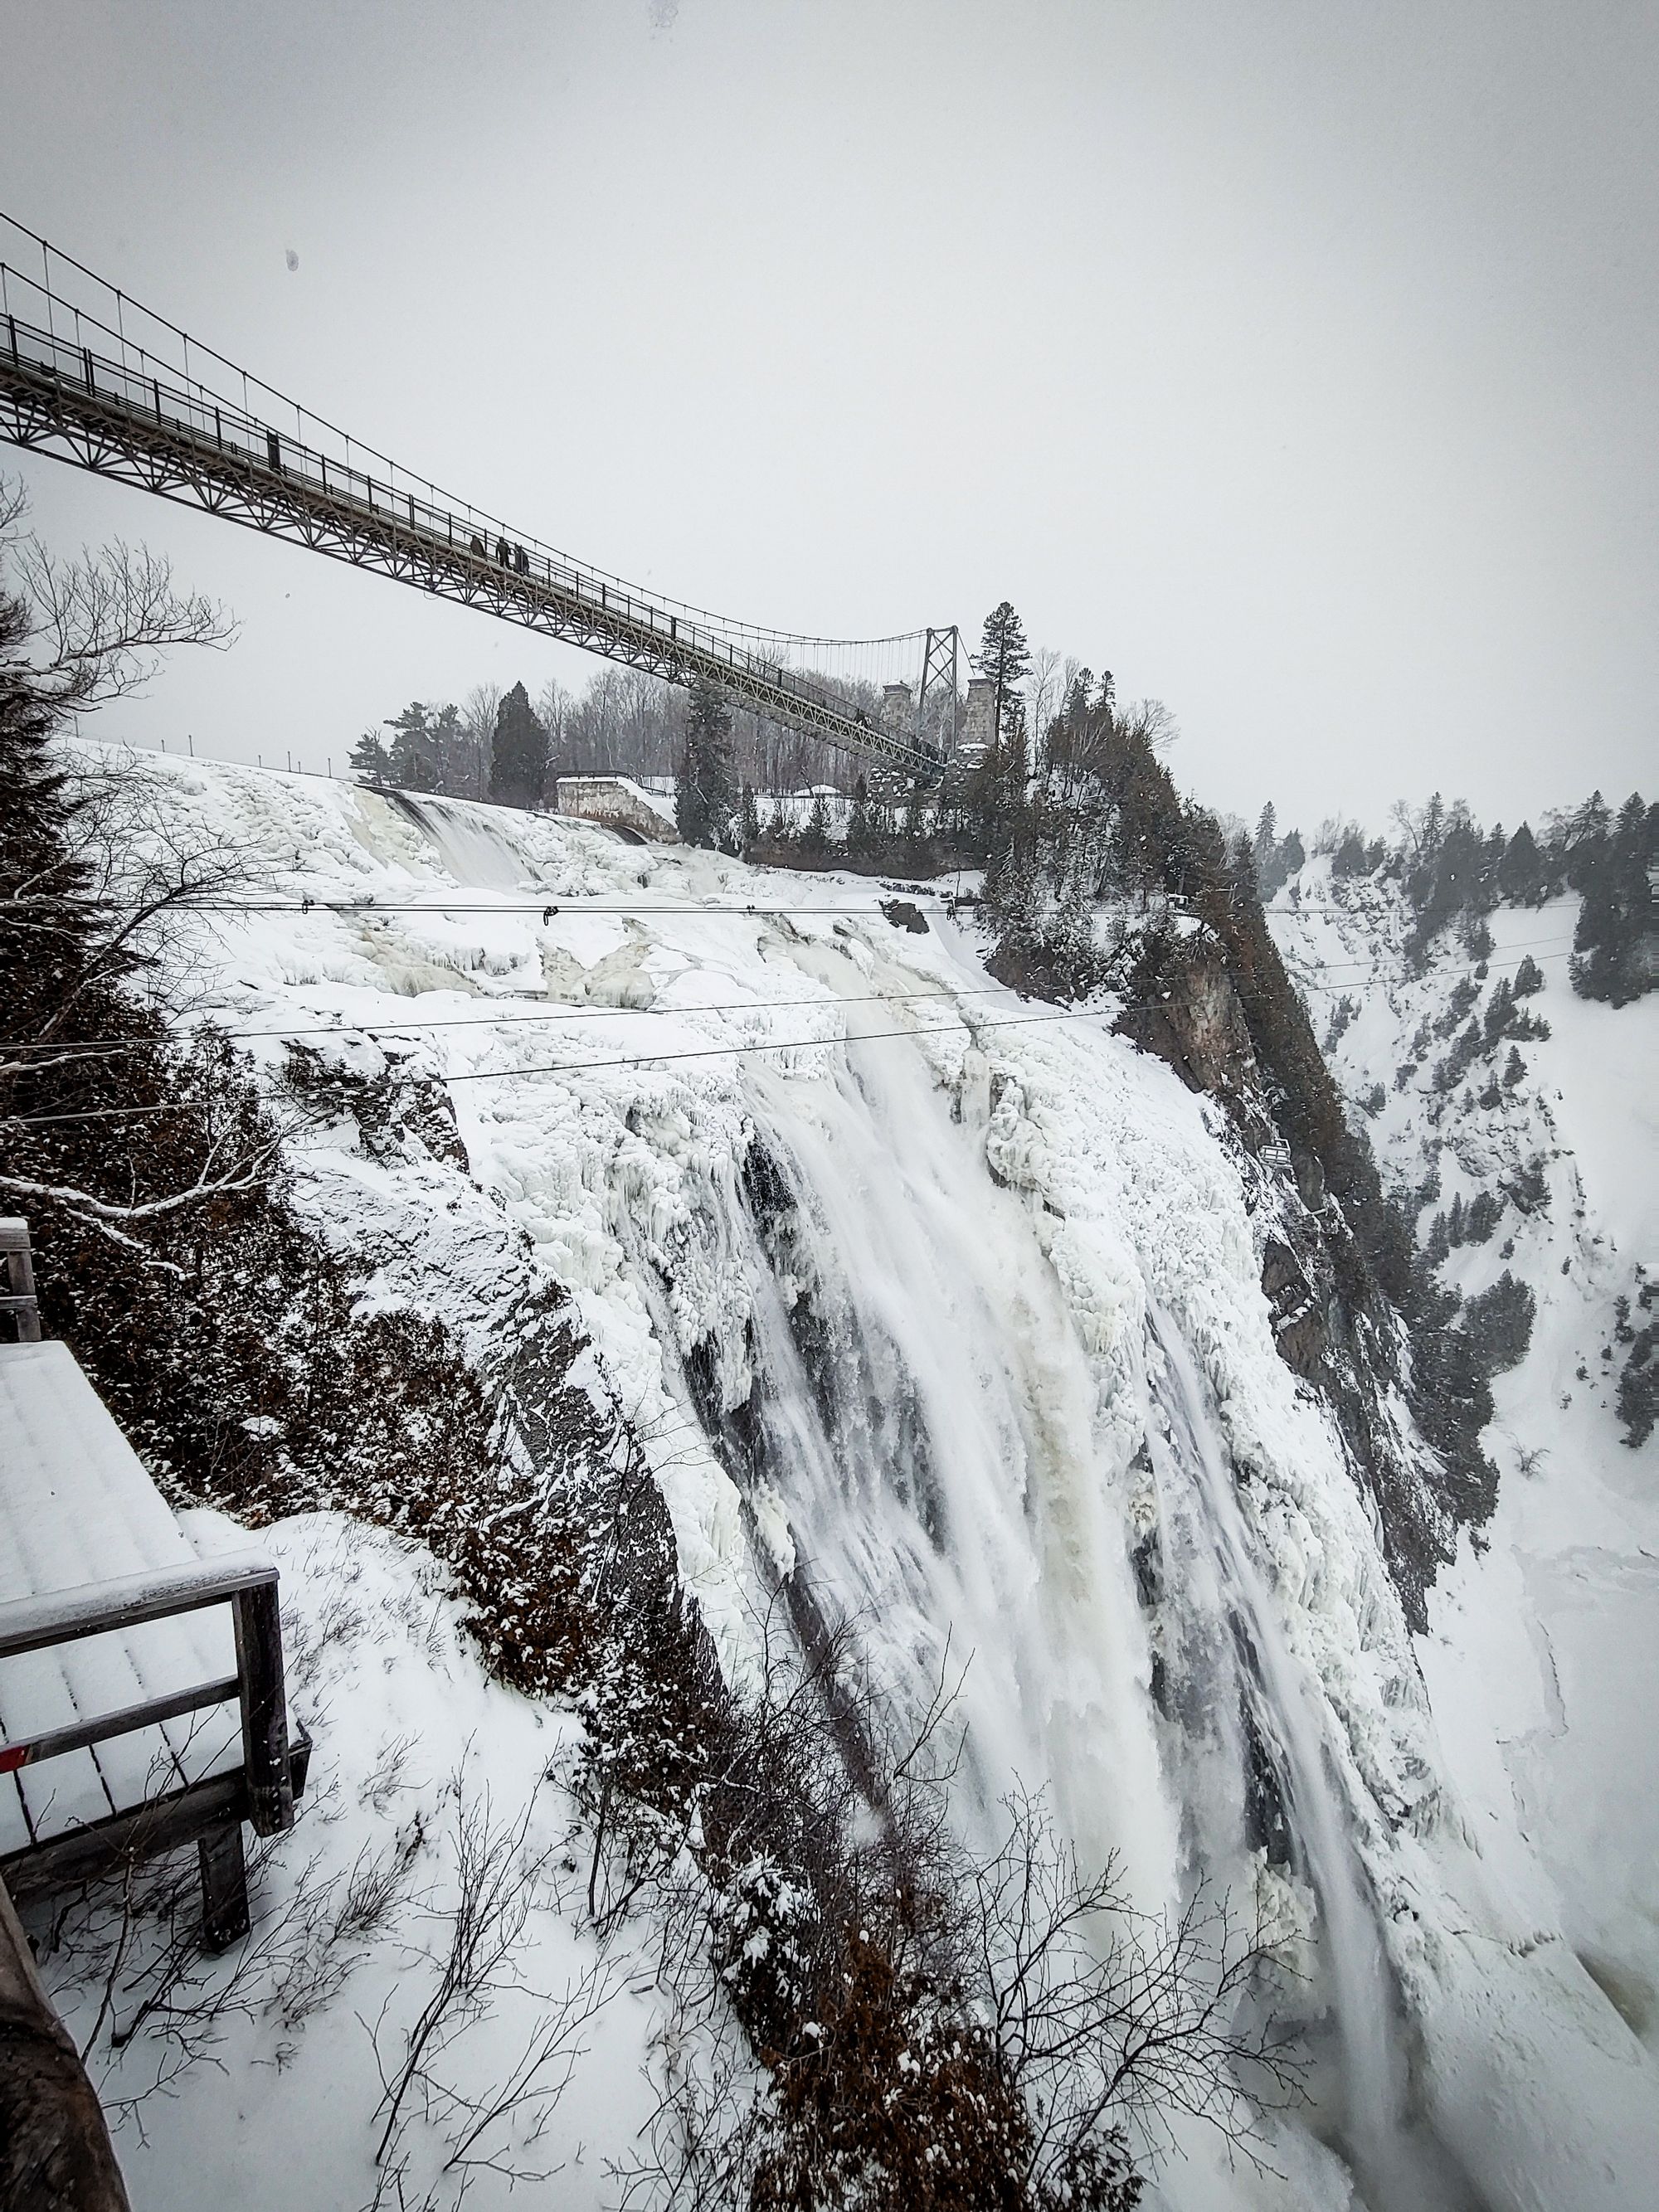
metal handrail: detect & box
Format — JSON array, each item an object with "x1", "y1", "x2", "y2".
[
  {"x1": 2, "y1": 309, "x2": 932, "y2": 756},
  {"x1": 0, "y1": 219, "x2": 927, "y2": 662}
]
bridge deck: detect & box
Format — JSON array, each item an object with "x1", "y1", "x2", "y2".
[{"x1": 0, "y1": 305, "x2": 942, "y2": 780}]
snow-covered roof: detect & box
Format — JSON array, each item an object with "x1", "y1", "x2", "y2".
[
  {"x1": 556, "y1": 773, "x2": 678, "y2": 828},
  {"x1": 0, "y1": 1343, "x2": 205, "y2": 1601},
  {"x1": 0, "y1": 1342, "x2": 244, "y2": 1853}
]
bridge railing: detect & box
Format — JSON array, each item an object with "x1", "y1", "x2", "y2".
[
  {"x1": 0, "y1": 211, "x2": 952, "y2": 769},
  {"x1": 0, "y1": 220, "x2": 926, "y2": 679},
  {"x1": 2, "y1": 302, "x2": 917, "y2": 751},
  {"x1": 6, "y1": 316, "x2": 813, "y2": 681}
]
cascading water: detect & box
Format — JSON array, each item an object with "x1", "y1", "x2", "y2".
[
  {"x1": 626, "y1": 1004, "x2": 1404, "y2": 2202},
  {"x1": 652, "y1": 1032, "x2": 1181, "y2": 1908},
  {"x1": 635, "y1": 980, "x2": 1486, "y2": 2205},
  {"x1": 1146, "y1": 1310, "x2": 1477, "y2": 2211}
]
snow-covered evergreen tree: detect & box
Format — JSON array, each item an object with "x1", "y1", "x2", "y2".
[
  {"x1": 675, "y1": 679, "x2": 736, "y2": 850},
  {"x1": 974, "y1": 599, "x2": 1032, "y2": 741},
  {"x1": 1569, "y1": 790, "x2": 1655, "y2": 1004},
  {"x1": 488, "y1": 681, "x2": 547, "y2": 810},
  {"x1": 348, "y1": 726, "x2": 392, "y2": 783}
]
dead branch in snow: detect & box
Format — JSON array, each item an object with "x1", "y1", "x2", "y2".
[
  {"x1": 607, "y1": 1603, "x2": 1301, "y2": 2210},
  {"x1": 365, "y1": 1787, "x2": 620, "y2": 2210},
  {"x1": 966, "y1": 1785, "x2": 1304, "y2": 2184},
  {"x1": 33, "y1": 1746, "x2": 426, "y2": 2146}
]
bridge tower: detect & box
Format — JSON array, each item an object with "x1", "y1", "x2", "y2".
[{"x1": 917, "y1": 625, "x2": 960, "y2": 749}]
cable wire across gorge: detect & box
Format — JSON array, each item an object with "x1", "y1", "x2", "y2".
[{"x1": 0, "y1": 209, "x2": 960, "y2": 775}]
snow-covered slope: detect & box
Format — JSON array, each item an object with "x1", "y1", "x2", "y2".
[
  {"x1": 46, "y1": 1508, "x2": 660, "y2": 2212},
  {"x1": 33, "y1": 756, "x2": 1659, "y2": 2211},
  {"x1": 1269, "y1": 861, "x2": 1659, "y2": 2101}
]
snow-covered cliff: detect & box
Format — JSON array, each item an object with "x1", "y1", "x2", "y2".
[
  {"x1": 31, "y1": 754, "x2": 1659, "y2": 2211},
  {"x1": 1269, "y1": 860, "x2": 1659, "y2": 2170}
]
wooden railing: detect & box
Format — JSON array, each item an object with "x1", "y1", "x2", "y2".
[
  {"x1": 0, "y1": 1219, "x2": 40, "y2": 1343},
  {"x1": 0, "y1": 1551, "x2": 306, "y2": 1947}
]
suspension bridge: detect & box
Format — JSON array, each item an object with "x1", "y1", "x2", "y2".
[{"x1": 0, "y1": 214, "x2": 961, "y2": 779}]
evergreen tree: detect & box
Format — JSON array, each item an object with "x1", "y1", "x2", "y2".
[
  {"x1": 1253, "y1": 803, "x2": 1299, "y2": 897},
  {"x1": 1565, "y1": 791, "x2": 1612, "y2": 889},
  {"x1": 385, "y1": 702, "x2": 440, "y2": 792},
  {"x1": 1569, "y1": 790, "x2": 1654, "y2": 1004},
  {"x1": 1482, "y1": 976, "x2": 1515, "y2": 1043},
  {"x1": 349, "y1": 727, "x2": 392, "y2": 784},
  {"x1": 488, "y1": 681, "x2": 548, "y2": 810},
  {"x1": 1498, "y1": 822, "x2": 1544, "y2": 905},
  {"x1": 1512, "y1": 953, "x2": 1545, "y2": 997},
  {"x1": 1571, "y1": 882, "x2": 1623, "y2": 1000},
  {"x1": 846, "y1": 775, "x2": 874, "y2": 856},
  {"x1": 978, "y1": 704, "x2": 1030, "y2": 892},
  {"x1": 737, "y1": 782, "x2": 761, "y2": 853},
  {"x1": 429, "y1": 702, "x2": 469, "y2": 795},
  {"x1": 1617, "y1": 1300, "x2": 1658, "y2": 1447},
  {"x1": 1, "y1": 584, "x2": 88, "y2": 1064},
  {"x1": 1462, "y1": 1271, "x2": 1535, "y2": 1373},
  {"x1": 674, "y1": 679, "x2": 735, "y2": 849},
  {"x1": 974, "y1": 601, "x2": 1032, "y2": 743},
  {"x1": 1402, "y1": 798, "x2": 1498, "y2": 959},
  {"x1": 800, "y1": 788, "x2": 832, "y2": 858},
  {"x1": 1466, "y1": 1189, "x2": 1503, "y2": 1243}
]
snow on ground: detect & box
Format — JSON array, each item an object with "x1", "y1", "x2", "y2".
[
  {"x1": 43, "y1": 1509, "x2": 662, "y2": 2212},
  {"x1": 32, "y1": 753, "x2": 1659, "y2": 2208},
  {"x1": 1269, "y1": 863, "x2": 1659, "y2": 2071}
]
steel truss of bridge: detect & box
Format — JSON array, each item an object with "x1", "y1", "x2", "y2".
[{"x1": 0, "y1": 259, "x2": 951, "y2": 780}]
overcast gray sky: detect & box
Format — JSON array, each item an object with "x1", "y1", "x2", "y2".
[{"x1": 2, "y1": 0, "x2": 1653, "y2": 831}]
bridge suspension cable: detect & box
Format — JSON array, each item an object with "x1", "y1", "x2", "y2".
[{"x1": 0, "y1": 211, "x2": 958, "y2": 776}]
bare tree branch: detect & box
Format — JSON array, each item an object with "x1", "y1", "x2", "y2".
[
  {"x1": 15, "y1": 532, "x2": 236, "y2": 709},
  {"x1": 0, "y1": 1141, "x2": 284, "y2": 1223}
]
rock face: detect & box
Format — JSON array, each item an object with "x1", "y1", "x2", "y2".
[
  {"x1": 554, "y1": 775, "x2": 679, "y2": 843},
  {"x1": 1113, "y1": 927, "x2": 1257, "y2": 1105},
  {"x1": 1115, "y1": 918, "x2": 1461, "y2": 1627}
]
